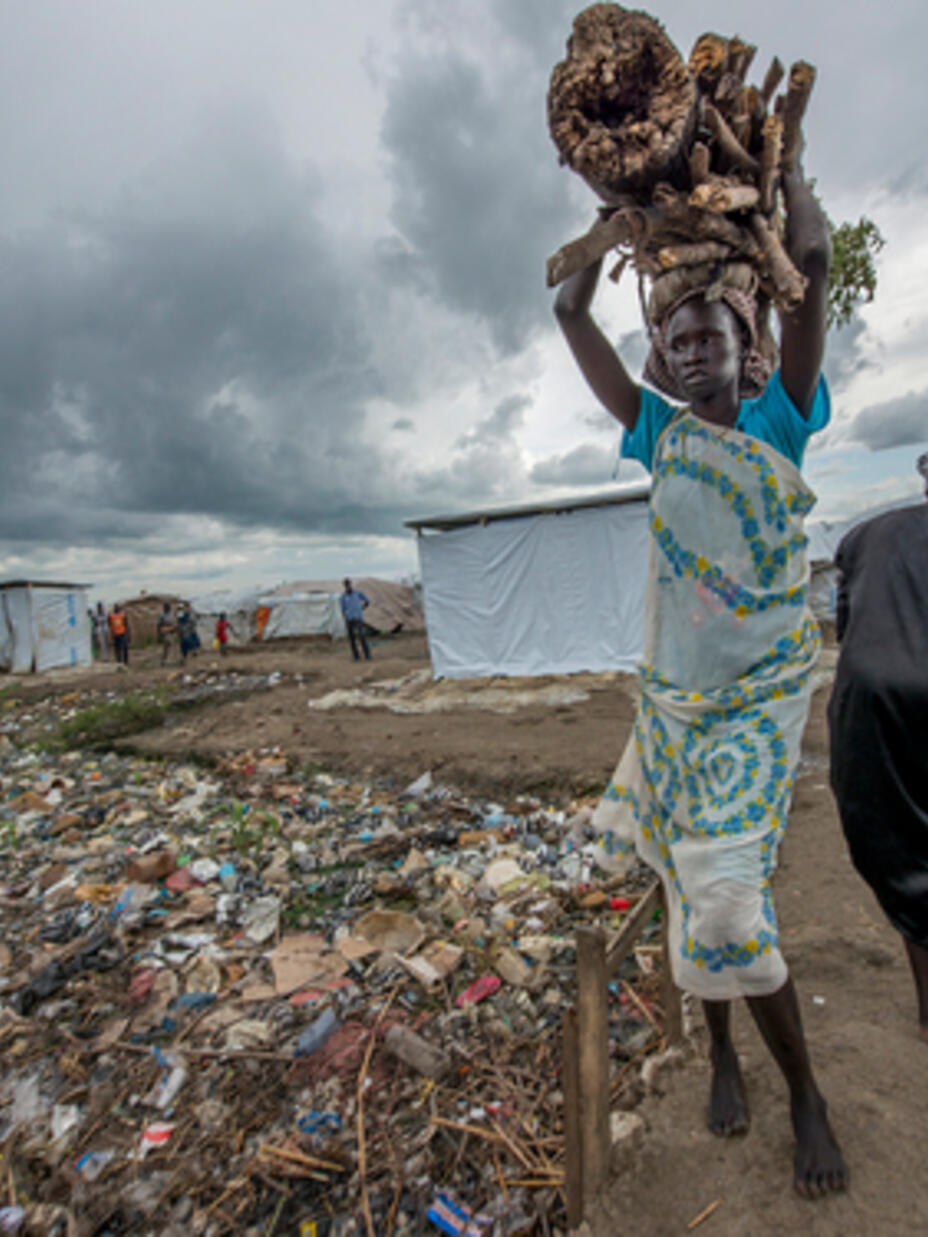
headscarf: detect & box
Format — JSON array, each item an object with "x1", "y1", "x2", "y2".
[{"x1": 642, "y1": 262, "x2": 774, "y2": 402}]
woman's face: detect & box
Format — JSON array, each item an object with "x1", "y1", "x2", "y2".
[{"x1": 664, "y1": 298, "x2": 743, "y2": 401}]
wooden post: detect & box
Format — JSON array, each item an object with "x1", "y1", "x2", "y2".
[
  {"x1": 575, "y1": 925, "x2": 610, "y2": 1213},
  {"x1": 658, "y1": 885, "x2": 684, "y2": 1046},
  {"x1": 561, "y1": 1007, "x2": 583, "y2": 1229}
]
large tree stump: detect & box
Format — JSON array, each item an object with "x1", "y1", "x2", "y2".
[{"x1": 547, "y1": 3, "x2": 697, "y2": 203}]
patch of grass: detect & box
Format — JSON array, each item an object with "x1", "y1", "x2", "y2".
[{"x1": 41, "y1": 689, "x2": 170, "y2": 751}]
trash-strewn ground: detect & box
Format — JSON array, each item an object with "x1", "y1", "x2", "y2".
[{"x1": 1, "y1": 632, "x2": 924, "y2": 1236}]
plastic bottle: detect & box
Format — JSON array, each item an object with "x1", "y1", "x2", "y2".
[{"x1": 294, "y1": 1007, "x2": 340, "y2": 1057}]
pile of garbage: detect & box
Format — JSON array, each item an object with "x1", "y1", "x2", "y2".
[{"x1": 0, "y1": 737, "x2": 668, "y2": 1235}]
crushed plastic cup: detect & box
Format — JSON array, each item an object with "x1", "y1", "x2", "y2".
[
  {"x1": 0, "y1": 1206, "x2": 26, "y2": 1234},
  {"x1": 455, "y1": 975, "x2": 502, "y2": 1008},
  {"x1": 426, "y1": 1191, "x2": 492, "y2": 1236},
  {"x1": 74, "y1": 1149, "x2": 115, "y2": 1182},
  {"x1": 137, "y1": 1123, "x2": 174, "y2": 1158},
  {"x1": 297, "y1": 1110, "x2": 342, "y2": 1139}
]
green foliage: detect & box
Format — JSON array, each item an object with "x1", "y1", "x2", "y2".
[
  {"x1": 828, "y1": 217, "x2": 885, "y2": 330},
  {"x1": 43, "y1": 690, "x2": 170, "y2": 751}
]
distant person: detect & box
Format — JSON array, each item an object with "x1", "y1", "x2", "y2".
[
  {"x1": 177, "y1": 603, "x2": 200, "y2": 661},
  {"x1": 340, "y1": 579, "x2": 371, "y2": 661},
  {"x1": 157, "y1": 603, "x2": 176, "y2": 665},
  {"x1": 215, "y1": 611, "x2": 230, "y2": 656},
  {"x1": 93, "y1": 602, "x2": 110, "y2": 662},
  {"x1": 108, "y1": 604, "x2": 129, "y2": 666},
  {"x1": 828, "y1": 453, "x2": 928, "y2": 1041}
]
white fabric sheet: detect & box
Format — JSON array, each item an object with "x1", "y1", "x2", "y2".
[
  {"x1": 417, "y1": 501, "x2": 650, "y2": 679},
  {"x1": 260, "y1": 593, "x2": 347, "y2": 640}
]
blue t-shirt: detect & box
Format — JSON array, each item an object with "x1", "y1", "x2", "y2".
[{"x1": 621, "y1": 370, "x2": 830, "y2": 474}]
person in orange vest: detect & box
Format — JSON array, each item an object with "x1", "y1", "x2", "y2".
[{"x1": 108, "y1": 604, "x2": 130, "y2": 666}]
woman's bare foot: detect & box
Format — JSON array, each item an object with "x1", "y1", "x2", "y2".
[
  {"x1": 707, "y1": 1045, "x2": 750, "y2": 1136},
  {"x1": 791, "y1": 1089, "x2": 848, "y2": 1198}
]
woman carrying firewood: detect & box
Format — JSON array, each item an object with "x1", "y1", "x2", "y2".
[{"x1": 554, "y1": 164, "x2": 848, "y2": 1197}]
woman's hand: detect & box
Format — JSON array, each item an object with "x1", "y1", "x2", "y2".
[{"x1": 554, "y1": 256, "x2": 641, "y2": 433}]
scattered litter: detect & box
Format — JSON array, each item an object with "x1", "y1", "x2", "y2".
[{"x1": 0, "y1": 722, "x2": 664, "y2": 1232}]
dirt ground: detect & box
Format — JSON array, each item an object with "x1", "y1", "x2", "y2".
[
  {"x1": 6, "y1": 632, "x2": 925, "y2": 1235},
  {"x1": 23, "y1": 634, "x2": 638, "y2": 798}
]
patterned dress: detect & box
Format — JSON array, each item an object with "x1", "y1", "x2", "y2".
[{"x1": 592, "y1": 409, "x2": 821, "y2": 999}]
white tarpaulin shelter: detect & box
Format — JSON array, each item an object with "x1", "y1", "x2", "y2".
[
  {"x1": 187, "y1": 588, "x2": 264, "y2": 647},
  {"x1": 407, "y1": 486, "x2": 885, "y2": 679},
  {"x1": 0, "y1": 580, "x2": 92, "y2": 673},
  {"x1": 407, "y1": 488, "x2": 651, "y2": 679},
  {"x1": 258, "y1": 592, "x2": 347, "y2": 641}
]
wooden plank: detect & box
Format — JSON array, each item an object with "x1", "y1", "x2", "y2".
[
  {"x1": 561, "y1": 1006, "x2": 583, "y2": 1230},
  {"x1": 605, "y1": 881, "x2": 661, "y2": 978},
  {"x1": 659, "y1": 885, "x2": 684, "y2": 1045},
  {"x1": 576, "y1": 926, "x2": 611, "y2": 1212}
]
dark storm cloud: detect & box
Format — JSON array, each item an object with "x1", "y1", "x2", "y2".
[
  {"x1": 381, "y1": 14, "x2": 578, "y2": 354},
  {"x1": 529, "y1": 442, "x2": 616, "y2": 486},
  {"x1": 456, "y1": 393, "x2": 531, "y2": 449},
  {"x1": 0, "y1": 114, "x2": 420, "y2": 546},
  {"x1": 848, "y1": 390, "x2": 928, "y2": 451},
  {"x1": 823, "y1": 314, "x2": 872, "y2": 392}
]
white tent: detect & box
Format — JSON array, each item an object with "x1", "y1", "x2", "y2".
[
  {"x1": 407, "y1": 488, "x2": 897, "y2": 679},
  {"x1": 407, "y1": 489, "x2": 651, "y2": 679},
  {"x1": 0, "y1": 581, "x2": 92, "y2": 673},
  {"x1": 187, "y1": 588, "x2": 264, "y2": 647},
  {"x1": 258, "y1": 592, "x2": 347, "y2": 641}
]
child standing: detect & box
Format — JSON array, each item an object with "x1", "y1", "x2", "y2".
[{"x1": 215, "y1": 612, "x2": 230, "y2": 656}]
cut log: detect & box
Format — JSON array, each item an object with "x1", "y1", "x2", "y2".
[
  {"x1": 760, "y1": 56, "x2": 785, "y2": 108},
  {"x1": 750, "y1": 213, "x2": 807, "y2": 308},
  {"x1": 688, "y1": 33, "x2": 728, "y2": 97},
  {"x1": 689, "y1": 182, "x2": 760, "y2": 213},
  {"x1": 703, "y1": 103, "x2": 760, "y2": 176},
  {"x1": 689, "y1": 141, "x2": 711, "y2": 185},
  {"x1": 780, "y1": 61, "x2": 816, "y2": 172},
  {"x1": 657, "y1": 241, "x2": 734, "y2": 269},
  {"x1": 760, "y1": 114, "x2": 783, "y2": 214},
  {"x1": 548, "y1": 3, "x2": 698, "y2": 202}
]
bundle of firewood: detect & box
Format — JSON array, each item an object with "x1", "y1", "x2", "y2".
[{"x1": 546, "y1": 3, "x2": 816, "y2": 324}]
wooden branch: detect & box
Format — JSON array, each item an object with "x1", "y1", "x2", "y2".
[
  {"x1": 561, "y1": 1008, "x2": 583, "y2": 1230},
  {"x1": 750, "y1": 213, "x2": 807, "y2": 308},
  {"x1": 689, "y1": 33, "x2": 728, "y2": 96},
  {"x1": 726, "y1": 37, "x2": 756, "y2": 82},
  {"x1": 657, "y1": 241, "x2": 733, "y2": 269},
  {"x1": 606, "y1": 880, "x2": 661, "y2": 977},
  {"x1": 548, "y1": 6, "x2": 697, "y2": 199},
  {"x1": 576, "y1": 926, "x2": 610, "y2": 1212},
  {"x1": 780, "y1": 61, "x2": 816, "y2": 173},
  {"x1": 760, "y1": 114, "x2": 783, "y2": 214},
  {"x1": 760, "y1": 56, "x2": 785, "y2": 108},
  {"x1": 546, "y1": 212, "x2": 635, "y2": 287},
  {"x1": 704, "y1": 103, "x2": 761, "y2": 176},
  {"x1": 689, "y1": 141, "x2": 710, "y2": 186},
  {"x1": 689, "y1": 182, "x2": 760, "y2": 213}
]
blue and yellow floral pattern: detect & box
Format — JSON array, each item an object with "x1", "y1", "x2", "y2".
[{"x1": 592, "y1": 413, "x2": 820, "y2": 999}]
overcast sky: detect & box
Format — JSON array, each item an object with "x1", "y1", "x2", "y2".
[{"x1": 0, "y1": 0, "x2": 925, "y2": 601}]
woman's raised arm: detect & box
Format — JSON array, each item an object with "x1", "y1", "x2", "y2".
[
  {"x1": 554, "y1": 257, "x2": 641, "y2": 434},
  {"x1": 778, "y1": 168, "x2": 832, "y2": 418}
]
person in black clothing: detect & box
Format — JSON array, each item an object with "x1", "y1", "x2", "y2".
[{"x1": 828, "y1": 453, "x2": 928, "y2": 1041}]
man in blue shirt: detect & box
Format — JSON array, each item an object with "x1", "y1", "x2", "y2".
[{"x1": 340, "y1": 579, "x2": 371, "y2": 661}]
